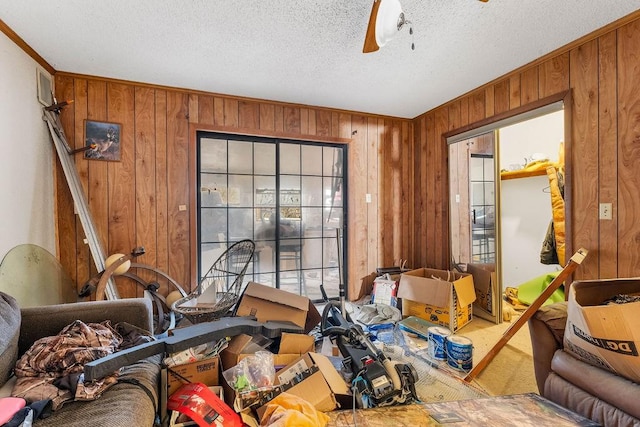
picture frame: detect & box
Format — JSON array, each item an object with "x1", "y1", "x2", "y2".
[
  {"x1": 36, "y1": 68, "x2": 53, "y2": 107},
  {"x1": 84, "y1": 120, "x2": 122, "y2": 161}
]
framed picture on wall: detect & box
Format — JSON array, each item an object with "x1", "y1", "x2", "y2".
[{"x1": 84, "y1": 120, "x2": 122, "y2": 161}]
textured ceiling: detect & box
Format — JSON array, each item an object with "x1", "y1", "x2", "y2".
[{"x1": 2, "y1": 1, "x2": 640, "y2": 118}]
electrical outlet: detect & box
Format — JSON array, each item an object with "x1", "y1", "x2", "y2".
[
  {"x1": 599, "y1": 203, "x2": 612, "y2": 220},
  {"x1": 365, "y1": 193, "x2": 372, "y2": 203}
]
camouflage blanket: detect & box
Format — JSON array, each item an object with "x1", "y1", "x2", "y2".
[{"x1": 11, "y1": 320, "x2": 144, "y2": 410}]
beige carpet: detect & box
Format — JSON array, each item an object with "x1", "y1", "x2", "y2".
[{"x1": 420, "y1": 310, "x2": 539, "y2": 397}]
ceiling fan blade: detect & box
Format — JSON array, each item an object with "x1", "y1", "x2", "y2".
[{"x1": 363, "y1": 0, "x2": 381, "y2": 53}]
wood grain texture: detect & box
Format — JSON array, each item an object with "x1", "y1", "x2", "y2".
[
  {"x1": 197, "y1": 95, "x2": 214, "y2": 126},
  {"x1": 494, "y1": 79, "x2": 510, "y2": 115},
  {"x1": 539, "y1": 53, "x2": 570, "y2": 99},
  {"x1": 134, "y1": 86, "x2": 158, "y2": 290},
  {"x1": 366, "y1": 117, "x2": 381, "y2": 281},
  {"x1": 520, "y1": 67, "x2": 539, "y2": 105},
  {"x1": 598, "y1": 31, "x2": 618, "y2": 279},
  {"x1": 107, "y1": 82, "x2": 137, "y2": 298},
  {"x1": 86, "y1": 80, "x2": 109, "y2": 279},
  {"x1": 166, "y1": 91, "x2": 190, "y2": 288},
  {"x1": 434, "y1": 108, "x2": 449, "y2": 268},
  {"x1": 54, "y1": 76, "x2": 78, "y2": 287},
  {"x1": 155, "y1": 90, "x2": 170, "y2": 289},
  {"x1": 238, "y1": 100, "x2": 260, "y2": 130},
  {"x1": 72, "y1": 79, "x2": 91, "y2": 291},
  {"x1": 569, "y1": 40, "x2": 599, "y2": 280},
  {"x1": 348, "y1": 114, "x2": 368, "y2": 297},
  {"x1": 617, "y1": 20, "x2": 640, "y2": 276}
]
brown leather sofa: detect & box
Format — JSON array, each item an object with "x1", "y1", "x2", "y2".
[
  {"x1": 0, "y1": 293, "x2": 160, "y2": 426},
  {"x1": 529, "y1": 301, "x2": 640, "y2": 426}
]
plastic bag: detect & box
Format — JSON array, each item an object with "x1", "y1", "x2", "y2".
[{"x1": 222, "y1": 351, "x2": 275, "y2": 392}]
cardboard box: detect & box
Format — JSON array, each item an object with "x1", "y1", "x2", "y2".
[
  {"x1": 220, "y1": 332, "x2": 316, "y2": 406},
  {"x1": 564, "y1": 278, "x2": 640, "y2": 383},
  {"x1": 167, "y1": 356, "x2": 220, "y2": 397},
  {"x1": 466, "y1": 263, "x2": 499, "y2": 322},
  {"x1": 398, "y1": 268, "x2": 476, "y2": 332},
  {"x1": 372, "y1": 276, "x2": 399, "y2": 307},
  {"x1": 235, "y1": 282, "x2": 321, "y2": 333},
  {"x1": 256, "y1": 352, "x2": 351, "y2": 417}
]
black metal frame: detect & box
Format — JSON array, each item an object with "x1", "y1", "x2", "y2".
[{"x1": 196, "y1": 131, "x2": 348, "y2": 302}]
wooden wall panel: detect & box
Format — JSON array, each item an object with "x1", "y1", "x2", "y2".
[
  {"x1": 494, "y1": 80, "x2": 510, "y2": 115},
  {"x1": 411, "y1": 14, "x2": 640, "y2": 282},
  {"x1": 597, "y1": 31, "x2": 618, "y2": 278},
  {"x1": 365, "y1": 117, "x2": 380, "y2": 290},
  {"x1": 520, "y1": 67, "x2": 539, "y2": 105},
  {"x1": 134, "y1": 87, "x2": 158, "y2": 288},
  {"x1": 107, "y1": 83, "x2": 137, "y2": 298},
  {"x1": 433, "y1": 109, "x2": 449, "y2": 267},
  {"x1": 617, "y1": 20, "x2": 640, "y2": 276},
  {"x1": 166, "y1": 91, "x2": 190, "y2": 287},
  {"x1": 539, "y1": 53, "x2": 570, "y2": 98},
  {"x1": 55, "y1": 74, "x2": 413, "y2": 300},
  {"x1": 348, "y1": 115, "x2": 368, "y2": 295},
  {"x1": 73, "y1": 80, "x2": 91, "y2": 285},
  {"x1": 424, "y1": 113, "x2": 437, "y2": 266},
  {"x1": 87, "y1": 81, "x2": 109, "y2": 276},
  {"x1": 570, "y1": 40, "x2": 599, "y2": 280},
  {"x1": 54, "y1": 76, "x2": 78, "y2": 286},
  {"x1": 155, "y1": 90, "x2": 170, "y2": 289}
]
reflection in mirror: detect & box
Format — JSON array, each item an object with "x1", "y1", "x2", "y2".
[{"x1": 448, "y1": 98, "x2": 568, "y2": 324}]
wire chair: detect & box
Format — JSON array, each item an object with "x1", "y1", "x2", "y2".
[{"x1": 172, "y1": 239, "x2": 255, "y2": 324}]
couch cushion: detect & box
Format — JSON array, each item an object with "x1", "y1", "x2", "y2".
[
  {"x1": 551, "y1": 349, "x2": 640, "y2": 420},
  {"x1": 31, "y1": 355, "x2": 161, "y2": 427},
  {"x1": 0, "y1": 292, "x2": 20, "y2": 388},
  {"x1": 533, "y1": 301, "x2": 567, "y2": 345}
]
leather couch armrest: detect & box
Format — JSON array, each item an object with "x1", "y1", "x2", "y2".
[
  {"x1": 19, "y1": 298, "x2": 153, "y2": 355},
  {"x1": 528, "y1": 301, "x2": 567, "y2": 393}
]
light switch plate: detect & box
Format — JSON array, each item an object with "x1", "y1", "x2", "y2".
[{"x1": 599, "y1": 203, "x2": 612, "y2": 220}]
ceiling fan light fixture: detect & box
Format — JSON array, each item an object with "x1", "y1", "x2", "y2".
[{"x1": 363, "y1": 0, "x2": 409, "y2": 53}]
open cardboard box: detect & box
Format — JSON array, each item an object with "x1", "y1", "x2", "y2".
[
  {"x1": 166, "y1": 355, "x2": 220, "y2": 397},
  {"x1": 220, "y1": 332, "x2": 316, "y2": 407},
  {"x1": 565, "y1": 278, "x2": 640, "y2": 384},
  {"x1": 256, "y1": 352, "x2": 351, "y2": 419},
  {"x1": 466, "y1": 263, "x2": 502, "y2": 324},
  {"x1": 398, "y1": 268, "x2": 476, "y2": 332},
  {"x1": 235, "y1": 282, "x2": 321, "y2": 333}
]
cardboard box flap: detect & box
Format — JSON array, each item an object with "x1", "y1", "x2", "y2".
[
  {"x1": 573, "y1": 278, "x2": 640, "y2": 307},
  {"x1": 308, "y1": 353, "x2": 350, "y2": 396},
  {"x1": 565, "y1": 279, "x2": 640, "y2": 384},
  {"x1": 452, "y1": 274, "x2": 477, "y2": 307},
  {"x1": 398, "y1": 269, "x2": 452, "y2": 307},
  {"x1": 304, "y1": 300, "x2": 321, "y2": 333},
  {"x1": 244, "y1": 282, "x2": 308, "y2": 310},
  {"x1": 236, "y1": 282, "x2": 321, "y2": 333},
  {"x1": 279, "y1": 332, "x2": 314, "y2": 354},
  {"x1": 466, "y1": 263, "x2": 495, "y2": 295}
]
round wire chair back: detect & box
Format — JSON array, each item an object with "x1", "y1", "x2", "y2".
[{"x1": 172, "y1": 239, "x2": 255, "y2": 323}]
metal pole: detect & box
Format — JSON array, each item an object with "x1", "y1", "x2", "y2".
[{"x1": 43, "y1": 105, "x2": 119, "y2": 300}]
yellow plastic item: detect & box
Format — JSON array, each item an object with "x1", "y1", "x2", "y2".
[{"x1": 546, "y1": 166, "x2": 565, "y2": 265}]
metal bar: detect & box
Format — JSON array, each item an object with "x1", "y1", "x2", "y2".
[{"x1": 42, "y1": 106, "x2": 119, "y2": 300}]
